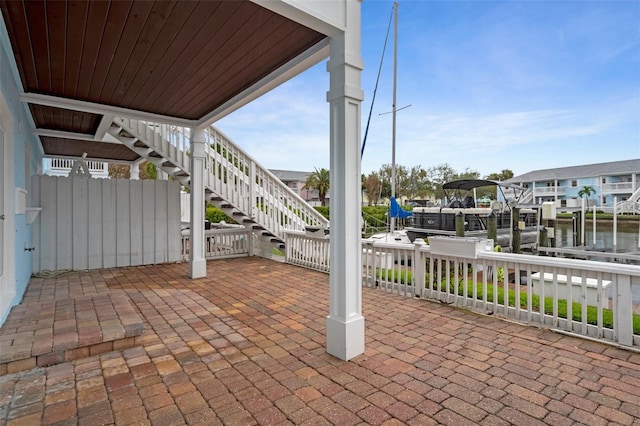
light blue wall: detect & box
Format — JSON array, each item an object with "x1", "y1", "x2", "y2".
[
  {"x1": 563, "y1": 177, "x2": 598, "y2": 200},
  {"x1": 1, "y1": 19, "x2": 42, "y2": 323}
]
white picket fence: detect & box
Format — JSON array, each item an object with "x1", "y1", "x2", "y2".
[{"x1": 283, "y1": 231, "x2": 640, "y2": 350}]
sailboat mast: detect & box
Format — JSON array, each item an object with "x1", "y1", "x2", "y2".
[{"x1": 390, "y1": 1, "x2": 398, "y2": 233}]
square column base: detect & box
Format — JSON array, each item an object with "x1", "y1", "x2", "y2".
[
  {"x1": 326, "y1": 315, "x2": 365, "y2": 361},
  {"x1": 189, "y1": 258, "x2": 207, "y2": 279}
]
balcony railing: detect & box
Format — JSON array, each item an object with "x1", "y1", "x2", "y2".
[
  {"x1": 533, "y1": 186, "x2": 566, "y2": 195},
  {"x1": 602, "y1": 182, "x2": 634, "y2": 194}
]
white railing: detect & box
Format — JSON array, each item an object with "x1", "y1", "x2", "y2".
[
  {"x1": 602, "y1": 182, "x2": 634, "y2": 194},
  {"x1": 533, "y1": 186, "x2": 566, "y2": 195},
  {"x1": 284, "y1": 234, "x2": 640, "y2": 349},
  {"x1": 602, "y1": 200, "x2": 640, "y2": 215},
  {"x1": 48, "y1": 158, "x2": 109, "y2": 178},
  {"x1": 115, "y1": 118, "x2": 191, "y2": 171},
  {"x1": 181, "y1": 228, "x2": 252, "y2": 260},
  {"x1": 204, "y1": 126, "x2": 329, "y2": 234},
  {"x1": 114, "y1": 118, "x2": 329, "y2": 243},
  {"x1": 284, "y1": 230, "x2": 330, "y2": 272}
]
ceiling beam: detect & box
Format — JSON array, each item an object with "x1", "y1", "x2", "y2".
[
  {"x1": 95, "y1": 114, "x2": 115, "y2": 140},
  {"x1": 21, "y1": 93, "x2": 196, "y2": 128},
  {"x1": 197, "y1": 38, "x2": 330, "y2": 128},
  {"x1": 252, "y1": 0, "x2": 345, "y2": 36},
  {"x1": 34, "y1": 129, "x2": 123, "y2": 144}
]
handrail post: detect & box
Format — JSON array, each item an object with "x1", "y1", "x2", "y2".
[
  {"x1": 615, "y1": 275, "x2": 634, "y2": 346},
  {"x1": 249, "y1": 160, "x2": 256, "y2": 219},
  {"x1": 248, "y1": 230, "x2": 255, "y2": 257},
  {"x1": 413, "y1": 240, "x2": 425, "y2": 298}
]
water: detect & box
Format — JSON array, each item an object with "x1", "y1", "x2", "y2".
[
  {"x1": 555, "y1": 220, "x2": 639, "y2": 252},
  {"x1": 555, "y1": 220, "x2": 640, "y2": 311}
]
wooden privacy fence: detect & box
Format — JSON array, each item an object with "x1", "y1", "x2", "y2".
[{"x1": 31, "y1": 175, "x2": 181, "y2": 273}]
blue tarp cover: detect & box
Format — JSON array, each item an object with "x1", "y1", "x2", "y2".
[{"x1": 389, "y1": 197, "x2": 413, "y2": 218}]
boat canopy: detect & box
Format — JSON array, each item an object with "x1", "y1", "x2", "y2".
[{"x1": 442, "y1": 179, "x2": 526, "y2": 191}]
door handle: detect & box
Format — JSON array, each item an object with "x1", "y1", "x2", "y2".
[{"x1": 0, "y1": 214, "x2": 4, "y2": 220}]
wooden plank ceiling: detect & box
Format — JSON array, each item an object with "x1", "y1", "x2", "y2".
[{"x1": 1, "y1": 0, "x2": 325, "y2": 161}]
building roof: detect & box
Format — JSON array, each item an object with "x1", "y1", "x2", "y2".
[
  {"x1": 508, "y1": 159, "x2": 640, "y2": 183},
  {"x1": 270, "y1": 169, "x2": 312, "y2": 182}
]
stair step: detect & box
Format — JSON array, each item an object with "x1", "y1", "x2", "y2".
[
  {"x1": 0, "y1": 292, "x2": 144, "y2": 375},
  {"x1": 149, "y1": 151, "x2": 162, "y2": 158},
  {"x1": 134, "y1": 141, "x2": 148, "y2": 148},
  {"x1": 163, "y1": 161, "x2": 175, "y2": 168}
]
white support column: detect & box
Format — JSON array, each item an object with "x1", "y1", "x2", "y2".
[
  {"x1": 189, "y1": 127, "x2": 207, "y2": 278},
  {"x1": 326, "y1": 0, "x2": 365, "y2": 361},
  {"x1": 130, "y1": 162, "x2": 140, "y2": 180}
]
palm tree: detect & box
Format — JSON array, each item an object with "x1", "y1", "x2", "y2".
[
  {"x1": 304, "y1": 167, "x2": 330, "y2": 206},
  {"x1": 578, "y1": 185, "x2": 596, "y2": 204}
]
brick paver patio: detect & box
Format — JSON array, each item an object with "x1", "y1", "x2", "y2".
[{"x1": 1, "y1": 257, "x2": 639, "y2": 425}]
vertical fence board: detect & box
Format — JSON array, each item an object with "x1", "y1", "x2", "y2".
[
  {"x1": 129, "y1": 180, "x2": 143, "y2": 266},
  {"x1": 39, "y1": 176, "x2": 57, "y2": 272},
  {"x1": 88, "y1": 179, "x2": 103, "y2": 269},
  {"x1": 116, "y1": 180, "x2": 131, "y2": 267},
  {"x1": 154, "y1": 181, "x2": 168, "y2": 263},
  {"x1": 56, "y1": 178, "x2": 72, "y2": 270},
  {"x1": 142, "y1": 180, "x2": 155, "y2": 265},
  {"x1": 166, "y1": 181, "x2": 180, "y2": 262},
  {"x1": 72, "y1": 177, "x2": 89, "y2": 270},
  {"x1": 102, "y1": 179, "x2": 117, "y2": 268}
]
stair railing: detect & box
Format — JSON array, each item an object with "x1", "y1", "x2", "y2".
[
  {"x1": 113, "y1": 118, "x2": 328, "y2": 241},
  {"x1": 204, "y1": 125, "x2": 328, "y2": 233}
]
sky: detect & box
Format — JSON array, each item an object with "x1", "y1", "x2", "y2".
[{"x1": 216, "y1": 0, "x2": 640, "y2": 179}]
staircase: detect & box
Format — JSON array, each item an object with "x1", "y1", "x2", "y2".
[
  {"x1": 602, "y1": 186, "x2": 640, "y2": 214},
  {"x1": 107, "y1": 118, "x2": 329, "y2": 249}
]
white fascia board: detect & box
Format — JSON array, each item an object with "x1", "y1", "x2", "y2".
[
  {"x1": 251, "y1": 0, "x2": 347, "y2": 36},
  {"x1": 197, "y1": 38, "x2": 329, "y2": 128},
  {"x1": 20, "y1": 93, "x2": 195, "y2": 128}
]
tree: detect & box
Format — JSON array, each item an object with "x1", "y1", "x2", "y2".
[
  {"x1": 404, "y1": 165, "x2": 428, "y2": 200},
  {"x1": 485, "y1": 169, "x2": 514, "y2": 181},
  {"x1": 304, "y1": 167, "x2": 330, "y2": 206},
  {"x1": 578, "y1": 185, "x2": 596, "y2": 202},
  {"x1": 426, "y1": 163, "x2": 457, "y2": 201},
  {"x1": 482, "y1": 169, "x2": 514, "y2": 199},
  {"x1": 108, "y1": 161, "x2": 158, "y2": 180},
  {"x1": 363, "y1": 172, "x2": 382, "y2": 206}
]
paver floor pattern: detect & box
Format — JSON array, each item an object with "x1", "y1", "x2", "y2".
[{"x1": 1, "y1": 257, "x2": 639, "y2": 425}]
